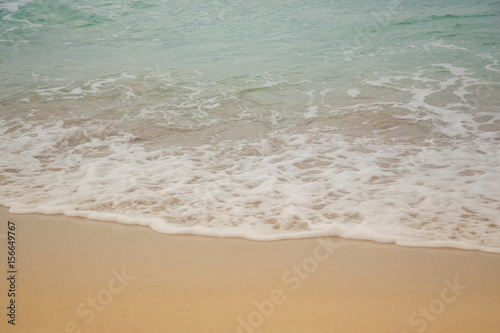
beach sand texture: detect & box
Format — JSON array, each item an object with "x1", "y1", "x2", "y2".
[{"x1": 1, "y1": 206, "x2": 499, "y2": 333}]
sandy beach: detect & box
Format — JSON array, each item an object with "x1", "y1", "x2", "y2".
[
  {"x1": 0, "y1": 205, "x2": 499, "y2": 333},
  {"x1": 2, "y1": 1, "x2": 500, "y2": 332}
]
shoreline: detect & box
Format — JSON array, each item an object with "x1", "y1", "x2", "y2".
[
  {"x1": 5, "y1": 205, "x2": 500, "y2": 254},
  {"x1": 1, "y1": 206, "x2": 500, "y2": 332}
]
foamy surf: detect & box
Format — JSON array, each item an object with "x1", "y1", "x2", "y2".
[{"x1": 1, "y1": 0, "x2": 499, "y2": 253}]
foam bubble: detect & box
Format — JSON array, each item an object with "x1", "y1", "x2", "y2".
[{"x1": 347, "y1": 89, "x2": 360, "y2": 98}]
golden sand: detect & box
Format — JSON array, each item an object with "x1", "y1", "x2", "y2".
[{"x1": 1, "y1": 206, "x2": 499, "y2": 333}]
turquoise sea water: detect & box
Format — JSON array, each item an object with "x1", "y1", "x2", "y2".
[{"x1": 1, "y1": 0, "x2": 499, "y2": 252}]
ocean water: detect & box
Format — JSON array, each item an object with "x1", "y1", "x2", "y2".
[{"x1": 1, "y1": 0, "x2": 499, "y2": 252}]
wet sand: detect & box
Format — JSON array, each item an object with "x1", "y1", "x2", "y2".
[{"x1": 1, "y1": 205, "x2": 499, "y2": 333}]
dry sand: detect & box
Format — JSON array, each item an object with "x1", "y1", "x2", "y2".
[{"x1": 1, "y1": 205, "x2": 499, "y2": 333}]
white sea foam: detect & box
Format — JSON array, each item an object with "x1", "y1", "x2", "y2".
[
  {"x1": 347, "y1": 89, "x2": 360, "y2": 98},
  {"x1": 303, "y1": 106, "x2": 318, "y2": 119},
  {"x1": 0, "y1": 0, "x2": 33, "y2": 13},
  {"x1": 423, "y1": 40, "x2": 468, "y2": 52},
  {"x1": 2, "y1": 63, "x2": 497, "y2": 256},
  {"x1": 1, "y1": 0, "x2": 499, "y2": 253},
  {"x1": 1, "y1": 108, "x2": 499, "y2": 253}
]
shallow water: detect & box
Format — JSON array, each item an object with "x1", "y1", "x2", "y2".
[{"x1": 1, "y1": 0, "x2": 499, "y2": 252}]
